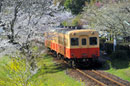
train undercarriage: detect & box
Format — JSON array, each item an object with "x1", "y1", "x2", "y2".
[{"x1": 47, "y1": 48, "x2": 99, "y2": 68}]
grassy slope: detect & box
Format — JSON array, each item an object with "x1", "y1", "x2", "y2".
[
  {"x1": 33, "y1": 54, "x2": 84, "y2": 86},
  {"x1": 0, "y1": 56, "x2": 10, "y2": 79},
  {"x1": 106, "y1": 59, "x2": 130, "y2": 82},
  {"x1": 106, "y1": 68, "x2": 130, "y2": 81},
  {"x1": 0, "y1": 55, "x2": 84, "y2": 86}
]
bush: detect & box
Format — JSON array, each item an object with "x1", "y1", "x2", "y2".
[
  {"x1": 100, "y1": 38, "x2": 106, "y2": 44},
  {"x1": 104, "y1": 41, "x2": 113, "y2": 54},
  {"x1": 116, "y1": 43, "x2": 130, "y2": 56},
  {"x1": 61, "y1": 16, "x2": 82, "y2": 27},
  {"x1": 110, "y1": 50, "x2": 128, "y2": 60},
  {"x1": 104, "y1": 41, "x2": 130, "y2": 56},
  {"x1": 62, "y1": 21, "x2": 69, "y2": 26},
  {"x1": 100, "y1": 38, "x2": 106, "y2": 50},
  {"x1": 72, "y1": 16, "x2": 82, "y2": 26},
  {"x1": 110, "y1": 50, "x2": 130, "y2": 69}
]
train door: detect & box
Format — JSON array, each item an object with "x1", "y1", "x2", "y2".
[{"x1": 79, "y1": 35, "x2": 89, "y2": 58}]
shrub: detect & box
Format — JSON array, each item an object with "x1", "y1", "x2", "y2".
[
  {"x1": 100, "y1": 38, "x2": 106, "y2": 50},
  {"x1": 104, "y1": 41, "x2": 130, "y2": 56},
  {"x1": 110, "y1": 50, "x2": 128, "y2": 60},
  {"x1": 116, "y1": 43, "x2": 130, "y2": 56},
  {"x1": 62, "y1": 21, "x2": 69, "y2": 26},
  {"x1": 104, "y1": 41, "x2": 113, "y2": 54},
  {"x1": 72, "y1": 16, "x2": 82, "y2": 26}
]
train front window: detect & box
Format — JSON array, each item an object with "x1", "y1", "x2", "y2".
[
  {"x1": 82, "y1": 38, "x2": 86, "y2": 45},
  {"x1": 90, "y1": 37, "x2": 97, "y2": 45},
  {"x1": 71, "y1": 38, "x2": 79, "y2": 46}
]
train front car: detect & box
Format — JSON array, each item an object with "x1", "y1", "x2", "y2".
[{"x1": 66, "y1": 29, "x2": 100, "y2": 66}]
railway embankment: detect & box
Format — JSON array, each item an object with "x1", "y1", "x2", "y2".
[
  {"x1": 1, "y1": 52, "x2": 130, "y2": 86},
  {"x1": 99, "y1": 38, "x2": 130, "y2": 82},
  {"x1": 53, "y1": 54, "x2": 130, "y2": 86},
  {"x1": 0, "y1": 54, "x2": 84, "y2": 86}
]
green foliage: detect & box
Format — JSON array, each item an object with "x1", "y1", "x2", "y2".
[
  {"x1": 110, "y1": 50, "x2": 128, "y2": 60},
  {"x1": 32, "y1": 46, "x2": 38, "y2": 52},
  {"x1": 33, "y1": 54, "x2": 84, "y2": 86},
  {"x1": 116, "y1": 44, "x2": 130, "y2": 56},
  {"x1": 105, "y1": 51, "x2": 130, "y2": 81},
  {"x1": 72, "y1": 15, "x2": 82, "y2": 26},
  {"x1": 100, "y1": 37, "x2": 106, "y2": 43},
  {"x1": 106, "y1": 68, "x2": 130, "y2": 81},
  {"x1": 64, "y1": 0, "x2": 103, "y2": 14},
  {"x1": 104, "y1": 41, "x2": 113, "y2": 54},
  {"x1": 53, "y1": 0, "x2": 66, "y2": 6},
  {"x1": 0, "y1": 57, "x2": 43, "y2": 86},
  {"x1": 108, "y1": 50, "x2": 129, "y2": 70},
  {"x1": 119, "y1": 42, "x2": 130, "y2": 46},
  {"x1": 64, "y1": 0, "x2": 86, "y2": 15},
  {"x1": 62, "y1": 21, "x2": 69, "y2": 26},
  {"x1": 106, "y1": 53, "x2": 130, "y2": 81},
  {"x1": 104, "y1": 41, "x2": 130, "y2": 56},
  {"x1": 61, "y1": 15, "x2": 82, "y2": 26},
  {"x1": 0, "y1": 55, "x2": 84, "y2": 86},
  {"x1": 100, "y1": 37, "x2": 106, "y2": 50}
]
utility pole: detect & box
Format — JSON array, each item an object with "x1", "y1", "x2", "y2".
[{"x1": 113, "y1": 35, "x2": 116, "y2": 52}]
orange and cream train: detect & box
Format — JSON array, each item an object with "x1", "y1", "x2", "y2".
[{"x1": 44, "y1": 27, "x2": 100, "y2": 66}]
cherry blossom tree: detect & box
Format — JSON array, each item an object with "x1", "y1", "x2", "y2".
[
  {"x1": 82, "y1": 0, "x2": 130, "y2": 39},
  {"x1": 0, "y1": 0, "x2": 72, "y2": 85}
]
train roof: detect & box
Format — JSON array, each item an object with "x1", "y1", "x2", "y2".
[
  {"x1": 55, "y1": 28, "x2": 96, "y2": 34},
  {"x1": 68, "y1": 29, "x2": 97, "y2": 33},
  {"x1": 52, "y1": 28, "x2": 97, "y2": 34}
]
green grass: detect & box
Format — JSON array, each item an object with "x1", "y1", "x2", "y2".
[
  {"x1": 32, "y1": 54, "x2": 84, "y2": 86},
  {"x1": 106, "y1": 59, "x2": 130, "y2": 82},
  {"x1": 0, "y1": 56, "x2": 10, "y2": 78},
  {"x1": 106, "y1": 68, "x2": 130, "y2": 81},
  {"x1": 0, "y1": 55, "x2": 84, "y2": 86}
]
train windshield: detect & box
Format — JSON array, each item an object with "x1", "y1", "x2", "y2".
[
  {"x1": 82, "y1": 38, "x2": 86, "y2": 45},
  {"x1": 90, "y1": 37, "x2": 97, "y2": 45},
  {"x1": 71, "y1": 38, "x2": 79, "y2": 46}
]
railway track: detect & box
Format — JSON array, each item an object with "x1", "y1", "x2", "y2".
[
  {"x1": 64, "y1": 60, "x2": 129, "y2": 86},
  {"x1": 52, "y1": 55, "x2": 130, "y2": 86},
  {"x1": 76, "y1": 69, "x2": 128, "y2": 86}
]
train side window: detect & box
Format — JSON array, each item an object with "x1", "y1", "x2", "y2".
[
  {"x1": 90, "y1": 37, "x2": 97, "y2": 45},
  {"x1": 71, "y1": 38, "x2": 79, "y2": 46},
  {"x1": 82, "y1": 38, "x2": 86, "y2": 45}
]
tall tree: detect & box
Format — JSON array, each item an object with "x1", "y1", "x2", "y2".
[
  {"x1": 82, "y1": 0, "x2": 130, "y2": 39},
  {"x1": 0, "y1": 0, "x2": 72, "y2": 85}
]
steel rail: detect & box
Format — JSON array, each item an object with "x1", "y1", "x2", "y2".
[
  {"x1": 54, "y1": 58, "x2": 126, "y2": 86},
  {"x1": 92, "y1": 70, "x2": 126, "y2": 86},
  {"x1": 76, "y1": 69, "x2": 107, "y2": 86},
  {"x1": 63, "y1": 60, "x2": 106, "y2": 86}
]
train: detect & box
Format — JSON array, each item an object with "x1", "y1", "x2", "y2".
[{"x1": 44, "y1": 27, "x2": 100, "y2": 67}]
